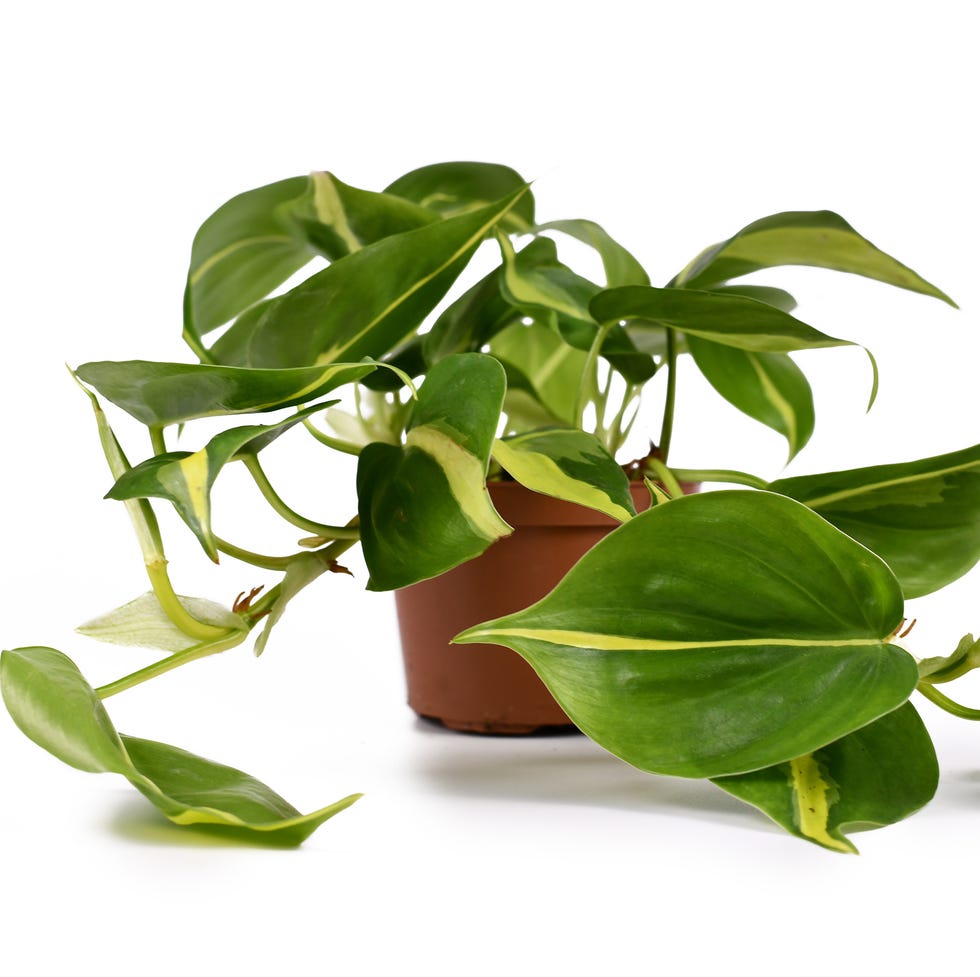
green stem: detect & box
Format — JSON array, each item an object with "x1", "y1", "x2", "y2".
[
  {"x1": 243, "y1": 455, "x2": 360, "y2": 538},
  {"x1": 645, "y1": 457, "x2": 684, "y2": 499},
  {"x1": 213, "y1": 536, "x2": 296, "y2": 571},
  {"x1": 303, "y1": 419, "x2": 363, "y2": 456},
  {"x1": 575, "y1": 323, "x2": 611, "y2": 429},
  {"x1": 96, "y1": 630, "x2": 247, "y2": 699},
  {"x1": 182, "y1": 326, "x2": 215, "y2": 365},
  {"x1": 658, "y1": 329, "x2": 678, "y2": 463},
  {"x1": 669, "y1": 468, "x2": 768, "y2": 490},
  {"x1": 149, "y1": 425, "x2": 168, "y2": 456},
  {"x1": 145, "y1": 561, "x2": 232, "y2": 642},
  {"x1": 917, "y1": 682, "x2": 980, "y2": 720}
]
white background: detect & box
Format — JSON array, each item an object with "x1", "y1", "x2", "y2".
[{"x1": 2, "y1": 3, "x2": 978, "y2": 976}]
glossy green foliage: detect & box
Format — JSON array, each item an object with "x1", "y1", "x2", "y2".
[
  {"x1": 183, "y1": 176, "x2": 314, "y2": 346},
  {"x1": 770, "y1": 444, "x2": 980, "y2": 598},
  {"x1": 533, "y1": 219, "x2": 650, "y2": 287},
  {"x1": 672, "y1": 209, "x2": 956, "y2": 304},
  {"x1": 106, "y1": 405, "x2": 332, "y2": 560},
  {"x1": 0, "y1": 647, "x2": 359, "y2": 845},
  {"x1": 384, "y1": 160, "x2": 535, "y2": 231},
  {"x1": 75, "y1": 360, "x2": 373, "y2": 426},
  {"x1": 492, "y1": 429, "x2": 636, "y2": 521},
  {"x1": 212, "y1": 189, "x2": 530, "y2": 369},
  {"x1": 686, "y1": 337, "x2": 815, "y2": 460},
  {"x1": 358, "y1": 354, "x2": 510, "y2": 590},
  {"x1": 713, "y1": 703, "x2": 938, "y2": 853},
  {"x1": 457, "y1": 491, "x2": 916, "y2": 779}
]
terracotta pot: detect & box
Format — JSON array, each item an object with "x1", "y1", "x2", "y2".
[{"x1": 394, "y1": 481, "x2": 659, "y2": 735}]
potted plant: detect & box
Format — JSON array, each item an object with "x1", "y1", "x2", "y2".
[{"x1": 3, "y1": 161, "x2": 978, "y2": 853}]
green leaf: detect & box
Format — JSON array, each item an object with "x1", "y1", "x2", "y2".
[
  {"x1": 290, "y1": 170, "x2": 437, "y2": 260},
  {"x1": 672, "y1": 210, "x2": 956, "y2": 305},
  {"x1": 252, "y1": 552, "x2": 335, "y2": 657},
  {"x1": 456, "y1": 490, "x2": 916, "y2": 779},
  {"x1": 78, "y1": 592, "x2": 245, "y2": 653},
  {"x1": 709, "y1": 284, "x2": 798, "y2": 313},
  {"x1": 769, "y1": 444, "x2": 980, "y2": 598},
  {"x1": 385, "y1": 160, "x2": 534, "y2": 232},
  {"x1": 1, "y1": 647, "x2": 359, "y2": 845},
  {"x1": 183, "y1": 176, "x2": 314, "y2": 348},
  {"x1": 215, "y1": 188, "x2": 530, "y2": 369},
  {"x1": 533, "y1": 219, "x2": 650, "y2": 287},
  {"x1": 918, "y1": 633, "x2": 980, "y2": 683},
  {"x1": 357, "y1": 354, "x2": 510, "y2": 590},
  {"x1": 75, "y1": 360, "x2": 374, "y2": 426},
  {"x1": 686, "y1": 336, "x2": 815, "y2": 461},
  {"x1": 493, "y1": 429, "x2": 636, "y2": 521},
  {"x1": 591, "y1": 285, "x2": 850, "y2": 354},
  {"x1": 106, "y1": 405, "x2": 331, "y2": 560},
  {"x1": 490, "y1": 317, "x2": 589, "y2": 427},
  {"x1": 712, "y1": 702, "x2": 938, "y2": 853}
]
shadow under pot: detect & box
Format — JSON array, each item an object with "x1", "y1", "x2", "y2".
[{"x1": 394, "y1": 480, "x2": 664, "y2": 735}]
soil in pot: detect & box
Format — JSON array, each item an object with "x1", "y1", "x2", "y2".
[{"x1": 394, "y1": 481, "x2": 656, "y2": 735}]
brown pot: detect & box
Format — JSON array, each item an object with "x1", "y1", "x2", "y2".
[{"x1": 394, "y1": 481, "x2": 658, "y2": 735}]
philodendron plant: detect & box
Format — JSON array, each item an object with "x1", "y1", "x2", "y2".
[{"x1": 4, "y1": 162, "x2": 979, "y2": 853}]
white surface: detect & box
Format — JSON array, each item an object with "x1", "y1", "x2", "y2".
[{"x1": 2, "y1": 3, "x2": 978, "y2": 976}]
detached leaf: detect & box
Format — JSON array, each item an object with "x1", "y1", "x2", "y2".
[
  {"x1": 672, "y1": 209, "x2": 955, "y2": 305},
  {"x1": 107, "y1": 404, "x2": 332, "y2": 560},
  {"x1": 713, "y1": 702, "x2": 938, "y2": 853},
  {"x1": 456, "y1": 491, "x2": 916, "y2": 779},
  {"x1": 1, "y1": 647, "x2": 359, "y2": 845},
  {"x1": 358, "y1": 354, "x2": 510, "y2": 590},
  {"x1": 686, "y1": 336, "x2": 815, "y2": 461},
  {"x1": 75, "y1": 360, "x2": 374, "y2": 426},
  {"x1": 385, "y1": 160, "x2": 535, "y2": 232},
  {"x1": 769, "y1": 444, "x2": 980, "y2": 598},
  {"x1": 78, "y1": 592, "x2": 245, "y2": 652},
  {"x1": 493, "y1": 429, "x2": 636, "y2": 522},
  {"x1": 219, "y1": 188, "x2": 530, "y2": 369}
]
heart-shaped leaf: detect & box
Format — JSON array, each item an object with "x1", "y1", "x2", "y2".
[
  {"x1": 769, "y1": 444, "x2": 980, "y2": 598},
  {"x1": 712, "y1": 702, "x2": 938, "y2": 853},
  {"x1": 493, "y1": 429, "x2": 636, "y2": 522},
  {"x1": 1, "y1": 647, "x2": 359, "y2": 845},
  {"x1": 456, "y1": 490, "x2": 916, "y2": 779},
  {"x1": 671, "y1": 210, "x2": 955, "y2": 305},
  {"x1": 358, "y1": 354, "x2": 510, "y2": 590}
]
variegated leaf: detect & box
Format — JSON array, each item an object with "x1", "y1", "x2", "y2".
[
  {"x1": 712, "y1": 702, "x2": 938, "y2": 853},
  {"x1": 357, "y1": 354, "x2": 510, "y2": 590},
  {"x1": 106, "y1": 405, "x2": 332, "y2": 560},
  {"x1": 75, "y1": 360, "x2": 374, "y2": 426},
  {"x1": 456, "y1": 491, "x2": 916, "y2": 779},
  {"x1": 533, "y1": 219, "x2": 650, "y2": 287},
  {"x1": 769, "y1": 444, "x2": 980, "y2": 598},
  {"x1": 492, "y1": 429, "x2": 636, "y2": 522},
  {"x1": 686, "y1": 335, "x2": 815, "y2": 461},
  {"x1": 1, "y1": 647, "x2": 359, "y2": 845},
  {"x1": 216, "y1": 188, "x2": 530, "y2": 369},
  {"x1": 671, "y1": 210, "x2": 956, "y2": 305}
]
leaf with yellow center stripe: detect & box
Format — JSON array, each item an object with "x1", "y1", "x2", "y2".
[
  {"x1": 1, "y1": 647, "x2": 360, "y2": 845},
  {"x1": 492, "y1": 428, "x2": 636, "y2": 522},
  {"x1": 712, "y1": 702, "x2": 938, "y2": 853},
  {"x1": 455, "y1": 490, "x2": 918, "y2": 780},
  {"x1": 106, "y1": 403, "x2": 335, "y2": 561},
  {"x1": 357, "y1": 354, "x2": 510, "y2": 591}
]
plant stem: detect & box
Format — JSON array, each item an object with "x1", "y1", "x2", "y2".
[
  {"x1": 658, "y1": 329, "x2": 678, "y2": 463},
  {"x1": 303, "y1": 419, "x2": 363, "y2": 456},
  {"x1": 645, "y1": 457, "x2": 684, "y2": 499},
  {"x1": 213, "y1": 536, "x2": 296, "y2": 571},
  {"x1": 96, "y1": 630, "x2": 248, "y2": 699},
  {"x1": 917, "y1": 682, "x2": 980, "y2": 720},
  {"x1": 576, "y1": 323, "x2": 611, "y2": 429},
  {"x1": 149, "y1": 425, "x2": 168, "y2": 456},
  {"x1": 242, "y1": 455, "x2": 360, "y2": 539},
  {"x1": 145, "y1": 561, "x2": 233, "y2": 642}
]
